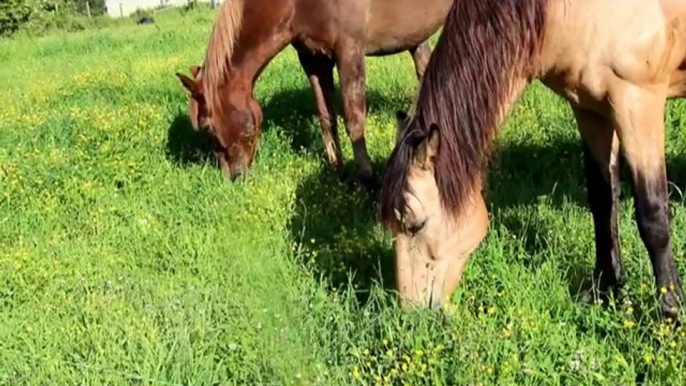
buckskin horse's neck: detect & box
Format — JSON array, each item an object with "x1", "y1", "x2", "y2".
[
  {"x1": 662, "y1": 0, "x2": 686, "y2": 62},
  {"x1": 487, "y1": 76, "x2": 530, "y2": 138},
  {"x1": 402, "y1": 0, "x2": 549, "y2": 220}
]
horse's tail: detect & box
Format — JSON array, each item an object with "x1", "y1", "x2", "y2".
[{"x1": 203, "y1": 0, "x2": 245, "y2": 106}]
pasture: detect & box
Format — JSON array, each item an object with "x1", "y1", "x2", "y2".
[{"x1": 2, "y1": 6, "x2": 686, "y2": 386}]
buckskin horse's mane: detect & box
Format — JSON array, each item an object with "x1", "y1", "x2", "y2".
[
  {"x1": 202, "y1": 0, "x2": 244, "y2": 111},
  {"x1": 380, "y1": 0, "x2": 548, "y2": 227}
]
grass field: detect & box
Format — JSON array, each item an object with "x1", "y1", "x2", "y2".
[{"x1": 3, "y1": 6, "x2": 686, "y2": 386}]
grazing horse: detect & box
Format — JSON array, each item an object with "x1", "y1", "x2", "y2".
[
  {"x1": 175, "y1": 0, "x2": 454, "y2": 182},
  {"x1": 381, "y1": 0, "x2": 686, "y2": 322}
]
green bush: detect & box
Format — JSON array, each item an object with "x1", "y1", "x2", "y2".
[
  {"x1": 72, "y1": 0, "x2": 105, "y2": 16},
  {"x1": 0, "y1": 0, "x2": 34, "y2": 37},
  {"x1": 0, "y1": 0, "x2": 108, "y2": 37}
]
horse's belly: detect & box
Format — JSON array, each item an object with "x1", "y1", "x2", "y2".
[
  {"x1": 363, "y1": 22, "x2": 438, "y2": 55},
  {"x1": 364, "y1": 35, "x2": 426, "y2": 56},
  {"x1": 364, "y1": 0, "x2": 452, "y2": 54}
]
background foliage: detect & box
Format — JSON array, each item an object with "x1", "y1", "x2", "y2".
[{"x1": 1, "y1": 0, "x2": 131, "y2": 37}]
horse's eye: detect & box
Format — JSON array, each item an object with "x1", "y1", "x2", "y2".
[{"x1": 408, "y1": 219, "x2": 427, "y2": 235}]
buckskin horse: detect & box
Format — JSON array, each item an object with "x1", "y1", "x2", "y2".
[
  {"x1": 175, "y1": 0, "x2": 454, "y2": 182},
  {"x1": 381, "y1": 0, "x2": 686, "y2": 322}
]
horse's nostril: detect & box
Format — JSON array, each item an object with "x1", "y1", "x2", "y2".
[
  {"x1": 408, "y1": 219, "x2": 426, "y2": 235},
  {"x1": 229, "y1": 167, "x2": 244, "y2": 182}
]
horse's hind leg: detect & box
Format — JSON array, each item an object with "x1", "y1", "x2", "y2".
[
  {"x1": 572, "y1": 107, "x2": 624, "y2": 295},
  {"x1": 296, "y1": 49, "x2": 343, "y2": 170},
  {"x1": 336, "y1": 41, "x2": 373, "y2": 184},
  {"x1": 611, "y1": 83, "x2": 684, "y2": 322},
  {"x1": 408, "y1": 41, "x2": 431, "y2": 81}
]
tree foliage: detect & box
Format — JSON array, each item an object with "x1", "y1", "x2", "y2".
[
  {"x1": 0, "y1": 0, "x2": 34, "y2": 36},
  {"x1": 0, "y1": 0, "x2": 106, "y2": 37}
]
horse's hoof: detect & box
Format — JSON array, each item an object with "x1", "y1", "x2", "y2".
[
  {"x1": 355, "y1": 168, "x2": 377, "y2": 190},
  {"x1": 331, "y1": 161, "x2": 344, "y2": 177},
  {"x1": 660, "y1": 291, "x2": 684, "y2": 327}
]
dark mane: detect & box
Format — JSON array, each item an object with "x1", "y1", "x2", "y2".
[{"x1": 380, "y1": 0, "x2": 548, "y2": 227}]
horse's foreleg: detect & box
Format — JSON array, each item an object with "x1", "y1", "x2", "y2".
[
  {"x1": 297, "y1": 50, "x2": 343, "y2": 170},
  {"x1": 572, "y1": 107, "x2": 624, "y2": 296},
  {"x1": 336, "y1": 42, "x2": 373, "y2": 184},
  {"x1": 408, "y1": 41, "x2": 431, "y2": 81},
  {"x1": 611, "y1": 82, "x2": 684, "y2": 323}
]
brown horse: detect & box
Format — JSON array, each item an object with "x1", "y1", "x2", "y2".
[
  {"x1": 381, "y1": 0, "x2": 686, "y2": 322},
  {"x1": 175, "y1": 0, "x2": 454, "y2": 182}
]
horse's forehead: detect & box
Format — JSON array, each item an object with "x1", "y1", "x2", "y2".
[{"x1": 406, "y1": 166, "x2": 437, "y2": 196}]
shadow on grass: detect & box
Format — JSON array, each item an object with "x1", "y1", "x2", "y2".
[
  {"x1": 287, "y1": 132, "x2": 591, "y2": 306},
  {"x1": 259, "y1": 85, "x2": 413, "y2": 156},
  {"x1": 165, "y1": 84, "x2": 410, "y2": 172},
  {"x1": 488, "y1": 132, "x2": 686, "y2": 312},
  {"x1": 288, "y1": 159, "x2": 394, "y2": 305},
  {"x1": 166, "y1": 84, "x2": 686, "y2": 318},
  {"x1": 165, "y1": 112, "x2": 215, "y2": 166},
  {"x1": 288, "y1": 125, "x2": 686, "y2": 313}
]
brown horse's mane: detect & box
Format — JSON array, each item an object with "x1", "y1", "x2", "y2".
[
  {"x1": 380, "y1": 0, "x2": 548, "y2": 228},
  {"x1": 202, "y1": 0, "x2": 244, "y2": 110}
]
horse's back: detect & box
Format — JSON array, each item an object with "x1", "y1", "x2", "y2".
[
  {"x1": 544, "y1": 0, "x2": 677, "y2": 73},
  {"x1": 540, "y1": 0, "x2": 686, "y2": 109},
  {"x1": 291, "y1": 0, "x2": 451, "y2": 56}
]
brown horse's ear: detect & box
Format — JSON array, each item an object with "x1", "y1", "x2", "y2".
[
  {"x1": 189, "y1": 65, "x2": 201, "y2": 78},
  {"x1": 176, "y1": 72, "x2": 202, "y2": 97},
  {"x1": 413, "y1": 123, "x2": 440, "y2": 169}
]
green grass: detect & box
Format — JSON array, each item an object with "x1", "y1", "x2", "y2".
[{"x1": 2, "y1": 6, "x2": 686, "y2": 386}]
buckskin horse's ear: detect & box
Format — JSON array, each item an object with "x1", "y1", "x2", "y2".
[
  {"x1": 414, "y1": 123, "x2": 440, "y2": 169},
  {"x1": 426, "y1": 123, "x2": 440, "y2": 158}
]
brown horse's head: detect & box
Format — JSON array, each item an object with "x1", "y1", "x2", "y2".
[{"x1": 176, "y1": 65, "x2": 263, "y2": 181}]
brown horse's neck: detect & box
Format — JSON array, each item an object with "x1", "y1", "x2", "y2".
[
  {"x1": 217, "y1": 30, "x2": 293, "y2": 105},
  {"x1": 206, "y1": 0, "x2": 294, "y2": 112},
  {"x1": 231, "y1": 28, "x2": 293, "y2": 87}
]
